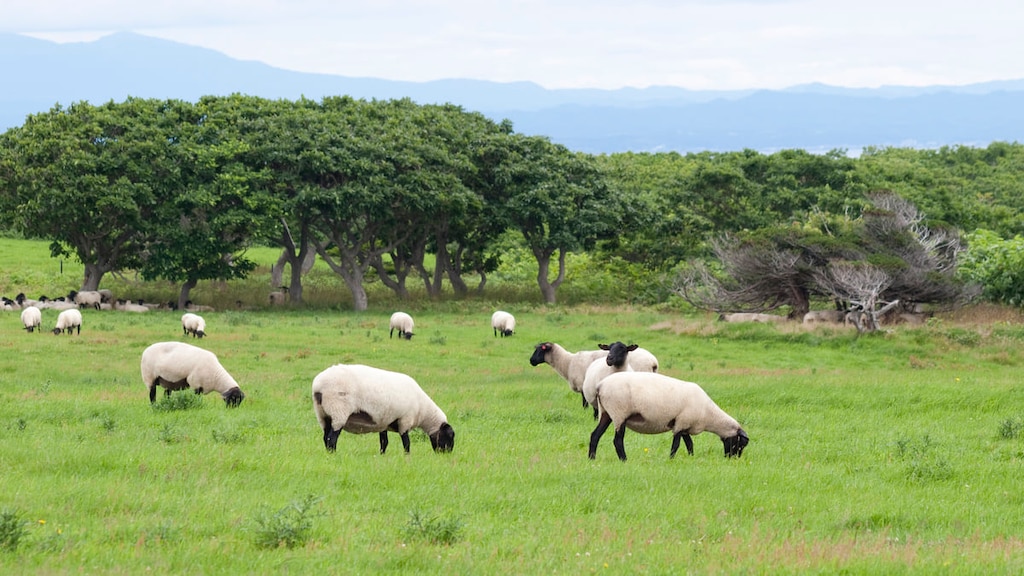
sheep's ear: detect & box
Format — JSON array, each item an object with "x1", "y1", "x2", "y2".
[
  {"x1": 598, "y1": 343, "x2": 610, "y2": 350},
  {"x1": 626, "y1": 344, "x2": 639, "y2": 351}
]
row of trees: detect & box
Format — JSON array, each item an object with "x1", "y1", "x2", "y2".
[{"x1": 2, "y1": 94, "x2": 1023, "y2": 314}]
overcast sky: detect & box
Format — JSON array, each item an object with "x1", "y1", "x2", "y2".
[{"x1": 4, "y1": 1, "x2": 1023, "y2": 90}]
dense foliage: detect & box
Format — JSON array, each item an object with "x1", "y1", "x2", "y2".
[{"x1": 2, "y1": 94, "x2": 1023, "y2": 309}]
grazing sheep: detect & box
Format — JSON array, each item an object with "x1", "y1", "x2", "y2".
[
  {"x1": 581, "y1": 342, "x2": 660, "y2": 419},
  {"x1": 181, "y1": 312, "x2": 206, "y2": 338},
  {"x1": 803, "y1": 310, "x2": 845, "y2": 325},
  {"x1": 52, "y1": 308, "x2": 83, "y2": 335},
  {"x1": 589, "y1": 372, "x2": 748, "y2": 461},
  {"x1": 20, "y1": 306, "x2": 42, "y2": 333},
  {"x1": 389, "y1": 311, "x2": 414, "y2": 340},
  {"x1": 140, "y1": 341, "x2": 244, "y2": 407},
  {"x1": 311, "y1": 364, "x2": 455, "y2": 454},
  {"x1": 68, "y1": 290, "x2": 103, "y2": 310},
  {"x1": 491, "y1": 311, "x2": 516, "y2": 337},
  {"x1": 719, "y1": 312, "x2": 786, "y2": 323},
  {"x1": 530, "y1": 342, "x2": 610, "y2": 408}
]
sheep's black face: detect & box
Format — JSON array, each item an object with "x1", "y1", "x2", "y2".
[
  {"x1": 604, "y1": 341, "x2": 638, "y2": 368},
  {"x1": 431, "y1": 423, "x2": 455, "y2": 453},
  {"x1": 403, "y1": 332, "x2": 413, "y2": 340},
  {"x1": 502, "y1": 329, "x2": 514, "y2": 337},
  {"x1": 223, "y1": 388, "x2": 245, "y2": 408},
  {"x1": 722, "y1": 428, "x2": 749, "y2": 458},
  {"x1": 530, "y1": 343, "x2": 552, "y2": 366}
]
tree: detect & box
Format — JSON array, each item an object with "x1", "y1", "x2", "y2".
[{"x1": 0, "y1": 98, "x2": 191, "y2": 290}]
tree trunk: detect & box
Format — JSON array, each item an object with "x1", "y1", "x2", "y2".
[
  {"x1": 534, "y1": 247, "x2": 565, "y2": 304},
  {"x1": 81, "y1": 263, "x2": 105, "y2": 292},
  {"x1": 316, "y1": 241, "x2": 370, "y2": 312},
  {"x1": 177, "y1": 278, "x2": 198, "y2": 311}
]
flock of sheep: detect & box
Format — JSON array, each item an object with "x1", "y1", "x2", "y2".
[{"x1": 10, "y1": 296, "x2": 749, "y2": 461}]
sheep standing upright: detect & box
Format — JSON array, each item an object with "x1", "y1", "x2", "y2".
[
  {"x1": 491, "y1": 311, "x2": 516, "y2": 337},
  {"x1": 389, "y1": 311, "x2": 414, "y2": 340},
  {"x1": 181, "y1": 312, "x2": 206, "y2": 338},
  {"x1": 68, "y1": 290, "x2": 103, "y2": 310},
  {"x1": 52, "y1": 308, "x2": 83, "y2": 335},
  {"x1": 581, "y1": 341, "x2": 663, "y2": 419},
  {"x1": 140, "y1": 341, "x2": 245, "y2": 407},
  {"x1": 20, "y1": 306, "x2": 42, "y2": 333},
  {"x1": 312, "y1": 364, "x2": 454, "y2": 454},
  {"x1": 590, "y1": 371, "x2": 748, "y2": 461},
  {"x1": 530, "y1": 342, "x2": 609, "y2": 409}
]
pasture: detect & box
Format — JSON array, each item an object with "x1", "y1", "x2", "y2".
[{"x1": 2, "y1": 239, "x2": 1024, "y2": 573}]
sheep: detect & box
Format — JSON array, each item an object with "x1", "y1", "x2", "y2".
[
  {"x1": 803, "y1": 310, "x2": 845, "y2": 325},
  {"x1": 52, "y1": 308, "x2": 83, "y2": 335},
  {"x1": 491, "y1": 310, "x2": 516, "y2": 337},
  {"x1": 114, "y1": 299, "x2": 150, "y2": 313},
  {"x1": 140, "y1": 341, "x2": 244, "y2": 407},
  {"x1": 389, "y1": 311, "x2": 414, "y2": 340},
  {"x1": 530, "y1": 342, "x2": 610, "y2": 409},
  {"x1": 581, "y1": 342, "x2": 661, "y2": 419},
  {"x1": 181, "y1": 312, "x2": 206, "y2": 338},
  {"x1": 311, "y1": 364, "x2": 455, "y2": 454},
  {"x1": 98, "y1": 289, "x2": 114, "y2": 303},
  {"x1": 185, "y1": 301, "x2": 215, "y2": 313},
  {"x1": 68, "y1": 290, "x2": 102, "y2": 310},
  {"x1": 589, "y1": 371, "x2": 749, "y2": 461},
  {"x1": 719, "y1": 312, "x2": 785, "y2": 323},
  {"x1": 20, "y1": 306, "x2": 42, "y2": 333},
  {"x1": 269, "y1": 291, "x2": 287, "y2": 305}
]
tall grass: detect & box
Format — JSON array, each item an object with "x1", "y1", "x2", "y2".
[{"x1": 2, "y1": 239, "x2": 1024, "y2": 572}]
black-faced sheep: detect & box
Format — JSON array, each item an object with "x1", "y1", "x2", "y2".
[
  {"x1": 52, "y1": 308, "x2": 83, "y2": 335},
  {"x1": 181, "y1": 312, "x2": 206, "y2": 338},
  {"x1": 581, "y1": 341, "x2": 660, "y2": 419},
  {"x1": 68, "y1": 290, "x2": 103, "y2": 310},
  {"x1": 140, "y1": 341, "x2": 245, "y2": 407},
  {"x1": 530, "y1": 342, "x2": 610, "y2": 409},
  {"x1": 20, "y1": 306, "x2": 42, "y2": 333},
  {"x1": 311, "y1": 364, "x2": 454, "y2": 454},
  {"x1": 589, "y1": 371, "x2": 748, "y2": 461},
  {"x1": 389, "y1": 311, "x2": 414, "y2": 340},
  {"x1": 491, "y1": 311, "x2": 516, "y2": 337},
  {"x1": 114, "y1": 299, "x2": 150, "y2": 313}
]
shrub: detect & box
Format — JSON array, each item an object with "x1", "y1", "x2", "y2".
[
  {"x1": 402, "y1": 508, "x2": 464, "y2": 546},
  {"x1": 250, "y1": 494, "x2": 324, "y2": 550},
  {"x1": 0, "y1": 509, "x2": 28, "y2": 552}
]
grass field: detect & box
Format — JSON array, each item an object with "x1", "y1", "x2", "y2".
[{"x1": 2, "y1": 241, "x2": 1024, "y2": 573}]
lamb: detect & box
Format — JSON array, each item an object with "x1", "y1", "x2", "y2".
[
  {"x1": 589, "y1": 371, "x2": 748, "y2": 461},
  {"x1": 68, "y1": 290, "x2": 102, "y2": 310},
  {"x1": 311, "y1": 364, "x2": 455, "y2": 454},
  {"x1": 389, "y1": 311, "x2": 414, "y2": 340},
  {"x1": 581, "y1": 342, "x2": 660, "y2": 419},
  {"x1": 52, "y1": 308, "x2": 83, "y2": 335},
  {"x1": 140, "y1": 341, "x2": 244, "y2": 407},
  {"x1": 20, "y1": 306, "x2": 42, "y2": 333},
  {"x1": 491, "y1": 310, "x2": 516, "y2": 337},
  {"x1": 181, "y1": 312, "x2": 206, "y2": 338},
  {"x1": 530, "y1": 342, "x2": 609, "y2": 408}
]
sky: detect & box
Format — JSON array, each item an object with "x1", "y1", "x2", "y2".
[{"x1": 3, "y1": 1, "x2": 1024, "y2": 91}]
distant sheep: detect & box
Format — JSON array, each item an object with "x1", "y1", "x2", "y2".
[
  {"x1": 185, "y1": 301, "x2": 215, "y2": 313},
  {"x1": 803, "y1": 310, "x2": 845, "y2": 325},
  {"x1": 114, "y1": 299, "x2": 150, "y2": 313},
  {"x1": 390, "y1": 311, "x2": 414, "y2": 340},
  {"x1": 52, "y1": 308, "x2": 83, "y2": 335},
  {"x1": 311, "y1": 363, "x2": 455, "y2": 454},
  {"x1": 491, "y1": 310, "x2": 516, "y2": 337},
  {"x1": 719, "y1": 312, "x2": 786, "y2": 323},
  {"x1": 69, "y1": 290, "x2": 102, "y2": 310},
  {"x1": 181, "y1": 312, "x2": 206, "y2": 338},
  {"x1": 530, "y1": 342, "x2": 609, "y2": 409},
  {"x1": 140, "y1": 341, "x2": 244, "y2": 407},
  {"x1": 269, "y1": 291, "x2": 287, "y2": 305},
  {"x1": 589, "y1": 372, "x2": 748, "y2": 461},
  {"x1": 20, "y1": 306, "x2": 42, "y2": 333}
]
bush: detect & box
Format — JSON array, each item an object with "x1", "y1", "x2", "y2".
[{"x1": 250, "y1": 494, "x2": 324, "y2": 550}]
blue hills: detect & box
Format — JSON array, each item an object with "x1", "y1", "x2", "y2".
[{"x1": 3, "y1": 31, "x2": 1022, "y2": 154}]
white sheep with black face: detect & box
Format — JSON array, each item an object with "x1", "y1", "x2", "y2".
[
  {"x1": 589, "y1": 371, "x2": 748, "y2": 461},
  {"x1": 181, "y1": 312, "x2": 206, "y2": 338},
  {"x1": 68, "y1": 290, "x2": 103, "y2": 310},
  {"x1": 20, "y1": 306, "x2": 42, "y2": 333},
  {"x1": 491, "y1": 311, "x2": 516, "y2": 337},
  {"x1": 312, "y1": 364, "x2": 454, "y2": 455},
  {"x1": 530, "y1": 342, "x2": 609, "y2": 409},
  {"x1": 581, "y1": 342, "x2": 660, "y2": 419},
  {"x1": 389, "y1": 311, "x2": 414, "y2": 340},
  {"x1": 140, "y1": 341, "x2": 245, "y2": 407},
  {"x1": 52, "y1": 308, "x2": 83, "y2": 335}
]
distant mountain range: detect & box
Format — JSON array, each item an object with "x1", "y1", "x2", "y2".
[{"x1": 3, "y1": 31, "x2": 1023, "y2": 154}]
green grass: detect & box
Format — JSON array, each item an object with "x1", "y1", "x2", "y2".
[{"x1": 2, "y1": 241, "x2": 1024, "y2": 572}]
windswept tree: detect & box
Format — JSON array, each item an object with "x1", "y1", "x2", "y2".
[{"x1": 0, "y1": 97, "x2": 192, "y2": 291}]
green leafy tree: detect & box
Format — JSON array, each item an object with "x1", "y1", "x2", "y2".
[{"x1": 959, "y1": 229, "x2": 1024, "y2": 306}]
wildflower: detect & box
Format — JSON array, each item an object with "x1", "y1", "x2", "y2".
[{"x1": 38, "y1": 520, "x2": 45, "y2": 525}]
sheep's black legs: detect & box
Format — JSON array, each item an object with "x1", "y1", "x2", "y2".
[
  {"x1": 589, "y1": 412, "x2": 613, "y2": 459},
  {"x1": 323, "y1": 426, "x2": 341, "y2": 452},
  {"x1": 400, "y1": 432, "x2": 411, "y2": 453},
  {"x1": 580, "y1": 392, "x2": 588, "y2": 409},
  {"x1": 670, "y1": 432, "x2": 694, "y2": 458},
  {"x1": 379, "y1": 431, "x2": 389, "y2": 454},
  {"x1": 612, "y1": 426, "x2": 628, "y2": 461}
]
